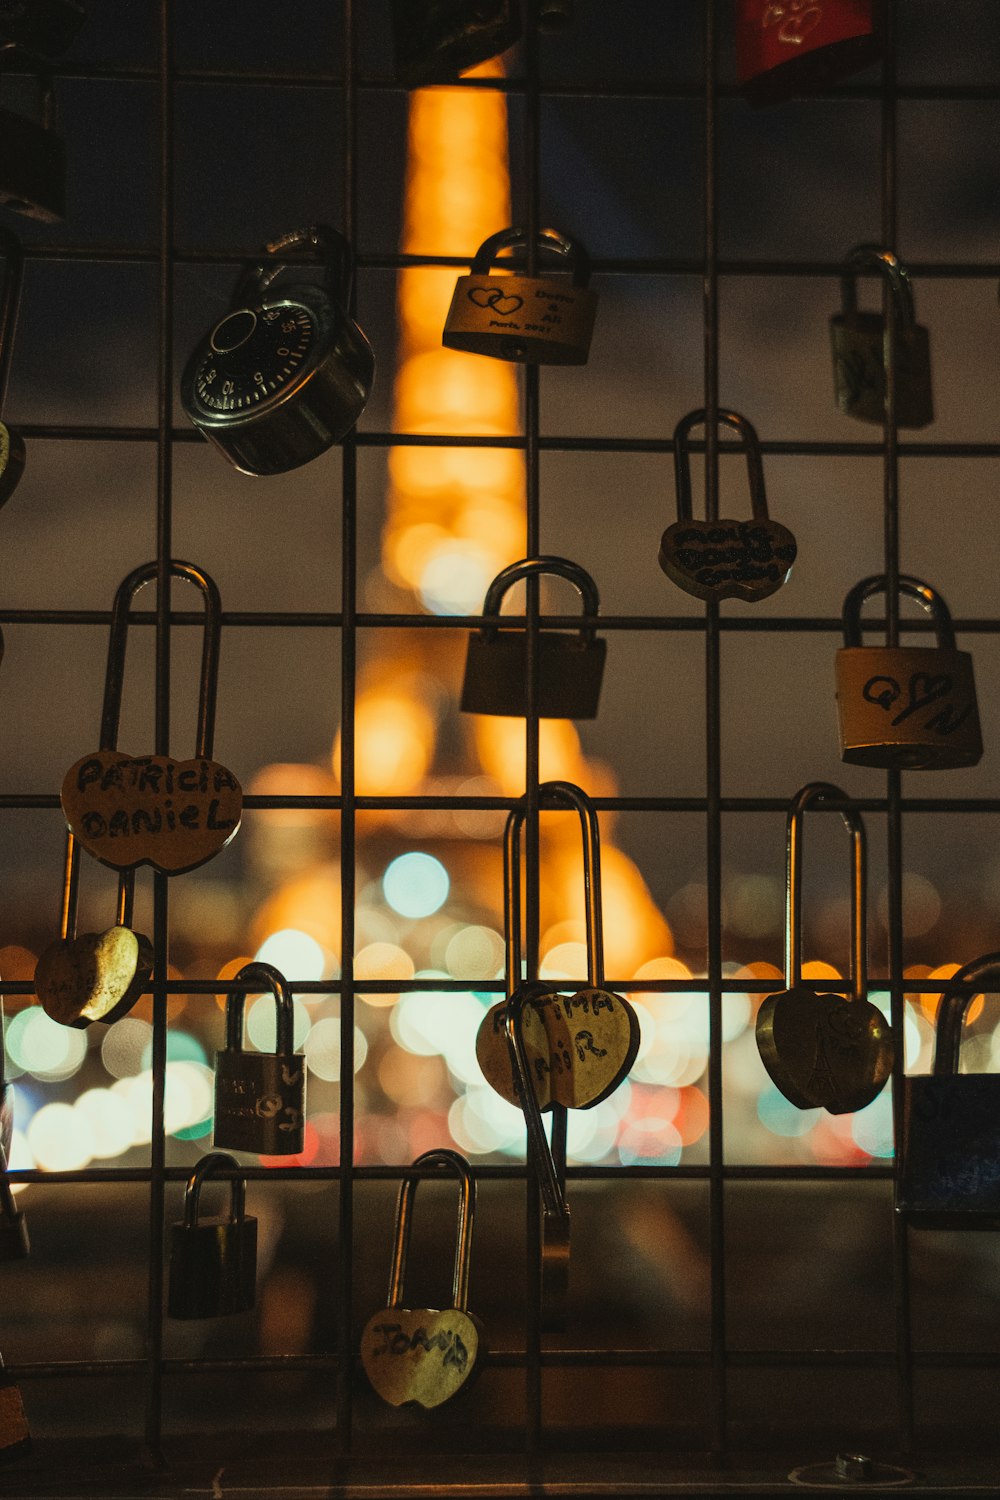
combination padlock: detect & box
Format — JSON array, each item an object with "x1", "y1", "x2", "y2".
[
  {"x1": 443, "y1": 227, "x2": 597, "y2": 365},
  {"x1": 831, "y1": 245, "x2": 933, "y2": 428},
  {"x1": 167, "y1": 1152, "x2": 257, "y2": 1319},
  {"x1": 736, "y1": 0, "x2": 882, "y2": 107},
  {"x1": 213, "y1": 961, "x2": 305, "y2": 1156},
  {"x1": 0, "y1": 1353, "x2": 29, "y2": 1463},
  {"x1": 361, "y1": 1150, "x2": 486, "y2": 1409},
  {"x1": 898, "y1": 953, "x2": 1000, "y2": 1229},
  {"x1": 390, "y1": 0, "x2": 520, "y2": 84},
  {"x1": 0, "y1": 44, "x2": 65, "y2": 221},
  {"x1": 181, "y1": 224, "x2": 374, "y2": 476},
  {"x1": 461, "y1": 556, "x2": 606, "y2": 718},
  {"x1": 0, "y1": 227, "x2": 24, "y2": 508},
  {"x1": 756, "y1": 782, "x2": 893, "y2": 1116},
  {"x1": 836, "y1": 574, "x2": 982, "y2": 770},
  {"x1": 659, "y1": 408, "x2": 796, "y2": 603},
  {"x1": 0, "y1": 1, "x2": 86, "y2": 57}
]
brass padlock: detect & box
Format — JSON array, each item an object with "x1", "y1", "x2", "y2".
[
  {"x1": 0, "y1": 44, "x2": 65, "y2": 221},
  {"x1": 361, "y1": 1150, "x2": 486, "y2": 1409},
  {"x1": 0, "y1": 228, "x2": 25, "y2": 510},
  {"x1": 836, "y1": 574, "x2": 982, "y2": 770},
  {"x1": 390, "y1": 0, "x2": 520, "y2": 84},
  {"x1": 0, "y1": 1352, "x2": 29, "y2": 1463},
  {"x1": 213, "y1": 961, "x2": 305, "y2": 1156},
  {"x1": 830, "y1": 245, "x2": 933, "y2": 428},
  {"x1": 181, "y1": 224, "x2": 374, "y2": 476},
  {"x1": 658, "y1": 408, "x2": 796, "y2": 602},
  {"x1": 461, "y1": 556, "x2": 606, "y2": 718},
  {"x1": 756, "y1": 782, "x2": 894, "y2": 1116},
  {"x1": 0, "y1": 1, "x2": 86, "y2": 57},
  {"x1": 167, "y1": 1152, "x2": 257, "y2": 1319},
  {"x1": 443, "y1": 227, "x2": 597, "y2": 365},
  {"x1": 898, "y1": 953, "x2": 1000, "y2": 1228}
]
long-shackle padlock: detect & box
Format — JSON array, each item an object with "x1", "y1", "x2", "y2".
[
  {"x1": 443, "y1": 227, "x2": 597, "y2": 365},
  {"x1": 658, "y1": 408, "x2": 797, "y2": 603},
  {"x1": 0, "y1": 44, "x2": 65, "y2": 220},
  {"x1": 736, "y1": 0, "x2": 881, "y2": 108},
  {"x1": 476, "y1": 779, "x2": 640, "y2": 1111},
  {"x1": 360, "y1": 1149, "x2": 486, "y2": 1409},
  {"x1": 830, "y1": 245, "x2": 933, "y2": 428},
  {"x1": 0, "y1": 227, "x2": 25, "y2": 508},
  {"x1": 213, "y1": 961, "x2": 305, "y2": 1156},
  {"x1": 0, "y1": 2, "x2": 86, "y2": 58},
  {"x1": 835, "y1": 574, "x2": 982, "y2": 770},
  {"x1": 167, "y1": 1151, "x2": 257, "y2": 1319},
  {"x1": 60, "y1": 560, "x2": 243, "y2": 874},
  {"x1": 756, "y1": 782, "x2": 893, "y2": 1115},
  {"x1": 33, "y1": 831, "x2": 152, "y2": 1028},
  {"x1": 181, "y1": 224, "x2": 374, "y2": 476},
  {"x1": 460, "y1": 556, "x2": 606, "y2": 718},
  {"x1": 897, "y1": 953, "x2": 1000, "y2": 1228},
  {"x1": 0, "y1": 1011, "x2": 28, "y2": 1261}
]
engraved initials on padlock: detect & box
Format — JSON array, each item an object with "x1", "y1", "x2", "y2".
[
  {"x1": 830, "y1": 245, "x2": 933, "y2": 428},
  {"x1": 213, "y1": 961, "x2": 305, "y2": 1155}
]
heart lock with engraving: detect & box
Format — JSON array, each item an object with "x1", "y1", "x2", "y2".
[
  {"x1": 213, "y1": 961, "x2": 305, "y2": 1156},
  {"x1": 181, "y1": 224, "x2": 374, "y2": 476},
  {"x1": 897, "y1": 954, "x2": 1000, "y2": 1229},
  {"x1": 443, "y1": 226, "x2": 597, "y2": 365},
  {"x1": 34, "y1": 835, "x2": 152, "y2": 1029},
  {"x1": 0, "y1": 43, "x2": 65, "y2": 220},
  {"x1": 361, "y1": 1149, "x2": 486, "y2": 1409},
  {"x1": 461, "y1": 556, "x2": 606, "y2": 719},
  {"x1": 756, "y1": 782, "x2": 894, "y2": 1115},
  {"x1": 60, "y1": 560, "x2": 243, "y2": 876},
  {"x1": 389, "y1": 0, "x2": 573, "y2": 85},
  {"x1": 0, "y1": 1, "x2": 87, "y2": 57},
  {"x1": 168, "y1": 1152, "x2": 257, "y2": 1320},
  {"x1": 0, "y1": 228, "x2": 25, "y2": 509},
  {"x1": 658, "y1": 408, "x2": 797, "y2": 603},
  {"x1": 736, "y1": 0, "x2": 882, "y2": 108},
  {"x1": 836, "y1": 573, "x2": 982, "y2": 771},
  {"x1": 0, "y1": 1011, "x2": 28, "y2": 1262},
  {"x1": 831, "y1": 245, "x2": 933, "y2": 429}
]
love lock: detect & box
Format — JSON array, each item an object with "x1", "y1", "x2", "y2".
[
  {"x1": 60, "y1": 560, "x2": 243, "y2": 874},
  {"x1": 168, "y1": 1152, "x2": 257, "y2": 1319},
  {"x1": 835, "y1": 573, "x2": 982, "y2": 770},
  {"x1": 659, "y1": 407, "x2": 796, "y2": 603},
  {"x1": 213, "y1": 961, "x2": 305, "y2": 1156},
  {"x1": 756, "y1": 782, "x2": 894, "y2": 1116},
  {"x1": 736, "y1": 0, "x2": 882, "y2": 108},
  {"x1": 831, "y1": 245, "x2": 932, "y2": 429},
  {"x1": 0, "y1": 44, "x2": 65, "y2": 221},
  {"x1": 361, "y1": 1149, "x2": 486, "y2": 1409}
]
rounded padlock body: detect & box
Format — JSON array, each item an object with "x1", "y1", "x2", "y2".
[
  {"x1": 181, "y1": 283, "x2": 375, "y2": 476},
  {"x1": 898, "y1": 1073, "x2": 1000, "y2": 1228},
  {"x1": 443, "y1": 274, "x2": 597, "y2": 365},
  {"x1": 391, "y1": 0, "x2": 521, "y2": 84},
  {"x1": 830, "y1": 311, "x2": 933, "y2": 428},
  {"x1": 836, "y1": 645, "x2": 982, "y2": 769},
  {"x1": 461, "y1": 630, "x2": 605, "y2": 717},
  {"x1": 736, "y1": 0, "x2": 880, "y2": 107},
  {"x1": 214, "y1": 1047, "x2": 305, "y2": 1155},
  {"x1": 168, "y1": 1214, "x2": 258, "y2": 1319}
]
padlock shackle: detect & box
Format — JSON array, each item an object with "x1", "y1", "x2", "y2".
[
  {"x1": 480, "y1": 555, "x2": 600, "y2": 645},
  {"x1": 224, "y1": 960, "x2": 296, "y2": 1057},
  {"x1": 672, "y1": 408, "x2": 767, "y2": 523},
  {"x1": 505, "y1": 982, "x2": 571, "y2": 1224},
  {"x1": 785, "y1": 782, "x2": 867, "y2": 1004},
  {"x1": 235, "y1": 223, "x2": 355, "y2": 311},
  {"x1": 182, "y1": 1149, "x2": 246, "y2": 1230},
  {"x1": 932, "y1": 952, "x2": 1000, "y2": 1077},
  {"x1": 504, "y1": 779, "x2": 606, "y2": 992},
  {"x1": 840, "y1": 244, "x2": 916, "y2": 328},
  {"x1": 0, "y1": 42, "x2": 56, "y2": 127},
  {"x1": 387, "y1": 1148, "x2": 475, "y2": 1314},
  {"x1": 57, "y1": 828, "x2": 135, "y2": 943},
  {"x1": 99, "y1": 560, "x2": 223, "y2": 757},
  {"x1": 0, "y1": 225, "x2": 23, "y2": 414},
  {"x1": 841, "y1": 572, "x2": 956, "y2": 650},
  {"x1": 469, "y1": 226, "x2": 591, "y2": 289}
]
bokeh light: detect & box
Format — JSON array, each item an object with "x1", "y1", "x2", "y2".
[
  {"x1": 255, "y1": 928, "x2": 327, "y2": 982},
  {"x1": 383, "y1": 852, "x2": 450, "y2": 919}
]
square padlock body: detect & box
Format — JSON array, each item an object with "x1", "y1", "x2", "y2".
[
  {"x1": 898, "y1": 1075, "x2": 1000, "y2": 1228},
  {"x1": 391, "y1": 0, "x2": 521, "y2": 84},
  {"x1": 0, "y1": 106, "x2": 65, "y2": 221},
  {"x1": 443, "y1": 276, "x2": 597, "y2": 365},
  {"x1": 167, "y1": 1215, "x2": 258, "y2": 1319},
  {"x1": 461, "y1": 631, "x2": 605, "y2": 718},
  {"x1": 214, "y1": 1049, "x2": 305, "y2": 1154},
  {"x1": 836, "y1": 645, "x2": 982, "y2": 770},
  {"x1": 830, "y1": 312, "x2": 933, "y2": 428}
]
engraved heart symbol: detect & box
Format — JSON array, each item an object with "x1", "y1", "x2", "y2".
[
  {"x1": 467, "y1": 285, "x2": 524, "y2": 315},
  {"x1": 476, "y1": 985, "x2": 638, "y2": 1110},
  {"x1": 755, "y1": 985, "x2": 894, "y2": 1115},
  {"x1": 34, "y1": 926, "x2": 154, "y2": 1028},
  {"x1": 658, "y1": 517, "x2": 797, "y2": 603},
  {"x1": 360, "y1": 1307, "x2": 484, "y2": 1409},
  {"x1": 61, "y1": 751, "x2": 242, "y2": 875}
]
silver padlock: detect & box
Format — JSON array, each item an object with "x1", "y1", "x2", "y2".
[{"x1": 830, "y1": 245, "x2": 932, "y2": 428}]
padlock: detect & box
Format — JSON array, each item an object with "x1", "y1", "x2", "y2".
[
  {"x1": 60, "y1": 560, "x2": 243, "y2": 874},
  {"x1": 736, "y1": 1, "x2": 881, "y2": 107},
  {"x1": 461, "y1": 556, "x2": 606, "y2": 718},
  {"x1": 0, "y1": 1, "x2": 86, "y2": 58},
  {"x1": 0, "y1": 1353, "x2": 29, "y2": 1462},
  {"x1": 181, "y1": 224, "x2": 374, "y2": 476},
  {"x1": 836, "y1": 574, "x2": 982, "y2": 770},
  {"x1": 898, "y1": 953, "x2": 1000, "y2": 1228},
  {"x1": 390, "y1": 0, "x2": 520, "y2": 84},
  {"x1": 361, "y1": 1149, "x2": 486, "y2": 1409},
  {"x1": 213, "y1": 961, "x2": 305, "y2": 1156},
  {"x1": 0, "y1": 44, "x2": 65, "y2": 220},
  {"x1": 0, "y1": 227, "x2": 25, "y2": 509},
  {"x1": 756, "y1": 782, "x2": 894, "y2": 1116},
  {"x1": 34, "y1": 833, "x2": 153, "y2": 1028},
  {"x1": 658, "y1": 408, "x2": 797, "y2": 603},
  {"x1": 167, "y1": 1152, "x2": 257, "y2": 1319},
  {"x1": 830, "y1": 245, "x2": 933, "y2": 428},
  {"x1": 442, "y1": 227, "x2": 597, "y2": 365}
]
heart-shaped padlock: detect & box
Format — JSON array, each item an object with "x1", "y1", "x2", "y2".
[
  {"x1": 0, "y1": 228, "x2": 26, "y2": 510},
  {"x1": 361, "y1": 1150, "x2": 486, "y2": 1409},
  {"x1": 755, "y1": 782, "x2": 894, "y2": 1115}
]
